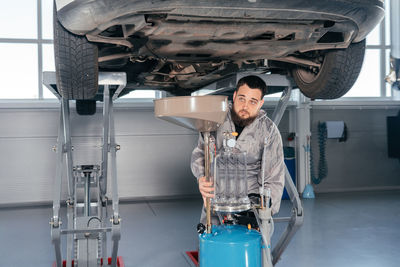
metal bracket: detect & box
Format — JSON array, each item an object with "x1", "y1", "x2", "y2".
[
  {"x1": 42, "y1": 71, "x2": 127, "y2": 100},
  {"x1": 269, "y1": 84, "x2": 304, "y2": 265},
  {"x1": 50, "y1": 217, "x2": 62, "y2": 228}
]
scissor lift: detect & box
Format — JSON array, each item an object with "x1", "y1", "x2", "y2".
[
  {"x1": 43, "y1": 72, "x2": 127, "y2": 267},
  {"x1": 269, "y1": 81, "x2": 303, "y2": 265}
]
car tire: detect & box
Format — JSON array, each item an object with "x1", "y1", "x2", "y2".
[
  {"x1": 53, "y1": 8, "x2": 98, "y2": 100},
  {"x1": 292, "y1": 39, "x2": 366, "y2": 99},
  {"x1": 76, "y1": 100, "x2": 97, "y2": 115}
]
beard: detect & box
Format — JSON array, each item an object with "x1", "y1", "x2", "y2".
[{"x1": 231, "y1": 107, "x2": 257, "y2": 127}]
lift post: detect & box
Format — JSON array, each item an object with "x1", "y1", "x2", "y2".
[
  {"x1": 44, "y1": 72, "x2": 126, "y2": 267},
  {"x1": 269, "y1": 84, "x2": 304, "y2": 265},
  {"x1": 251, "y1": 77, "x2": 303, "y2": 266}
]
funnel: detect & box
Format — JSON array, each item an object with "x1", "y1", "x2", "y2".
[{"x1": 154, "y1": 95, "x2": 229, "y2": 132}]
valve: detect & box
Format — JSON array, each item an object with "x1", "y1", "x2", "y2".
[{"x1": 197, "y1": 223, "x2": 206, "y2": 234}]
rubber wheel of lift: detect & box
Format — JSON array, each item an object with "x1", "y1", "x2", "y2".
[{"x1": 76, "y1": 100, "x2": 97, "y2": 115}]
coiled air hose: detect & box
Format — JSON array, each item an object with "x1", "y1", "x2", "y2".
[{"x1": 310, "y1": 122, "x2": 328, "y2": 184}]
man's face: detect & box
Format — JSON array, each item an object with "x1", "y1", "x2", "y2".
[{"x1": 232, "y1": 84, "x2": 264, "y2": 124}]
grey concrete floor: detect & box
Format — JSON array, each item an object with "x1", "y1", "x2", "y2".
[{"x1": 0, "y1": 190, "x2": 399, "y2": 267}]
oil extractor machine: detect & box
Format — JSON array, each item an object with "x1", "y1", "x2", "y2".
[{"x1": 154, "y1": 79, "x2": 303, "y2": 267}]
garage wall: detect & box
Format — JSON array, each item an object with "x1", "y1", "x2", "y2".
[
  {"x1": 310, "y1": 107, "x2": 400, "y2": 193},
  {"x1": 0, "y1": 104, "x2": 200, "y2": 206},
  {"x1": 0, "y1": 102, "x2": 291, "y2": 206},
  {"x1": 0, "y1": 101, "x2": 399, "y2": 205}
]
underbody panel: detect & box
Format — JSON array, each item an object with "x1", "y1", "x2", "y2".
[{"x1": 55, "y1": 0, "x2": 384, "y2": 95}]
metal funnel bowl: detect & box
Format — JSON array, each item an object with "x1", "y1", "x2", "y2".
[{"x1": 154, "y1": 95, "x2": 229, "y2": 132}]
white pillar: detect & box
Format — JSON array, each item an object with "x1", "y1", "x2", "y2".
[
  {"x1": 295, "y1": 94, "x2": 311, "y2": 194},
  {"x1": 390, "y1": 0, "x2": 400, "y2": 98},
  {"x1": 390, "y1": 0, "x2": 400, "y2": 59}
]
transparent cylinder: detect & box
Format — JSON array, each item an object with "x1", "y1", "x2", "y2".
[{"x1": 212, "y1": 150, "x2": 250, "y2": 212}]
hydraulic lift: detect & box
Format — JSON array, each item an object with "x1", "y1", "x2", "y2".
[
  {"x1": 269, "y1": 77, "x2": 303, "y2": 264},
  {"x1": 43, "y1": 72, "x2": 127, "y2": 267},
  {"x1": 44, "y1": 71, "x2": 302, "y2": 267}
]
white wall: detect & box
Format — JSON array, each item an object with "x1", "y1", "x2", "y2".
[
  {"x1": 310, "y1": 107, "x2": 400, "y2": 193},
  {"x1": 0, "y1": 103, "x2": 199, "y2": 205},
  {"x1": 0, "y1": 101, "x2": 399, "y2": 206}
]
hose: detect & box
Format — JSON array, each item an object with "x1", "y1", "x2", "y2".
[
  {"x1": 253, "y1": 207, "x2": 274, "y2": 266},
  {"x1": 310, "y1": 122, "x2": 328, "y2": 184}
]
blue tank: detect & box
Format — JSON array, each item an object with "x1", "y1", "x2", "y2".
[{"x1": 199, "y1": 224, "x2": 262, "y2": 267}]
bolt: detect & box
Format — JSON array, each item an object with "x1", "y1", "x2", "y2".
[
  {"x1": 84, "y1": 233, "x2": 90, "y2": 238},
  {"x1": 66, "y1": 199, "x2": 74, "y2": 206},
  {"x1": 52, "y1": 146, "x2": 57, "y2": 152},
  {"x1": 116, "y1": 145, "x2": 121, "y2": 151}
]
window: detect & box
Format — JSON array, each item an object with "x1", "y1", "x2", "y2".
[
  {"x1": 343, "y1": 49, "x2": 381, "y2": 97},
  {"x1": 0, "y1": 0, "x2": 37, "y2": 39},
  {"x1": 0, "y1": 43, "x2": 38, "y2": 98},
  {"x1": 343, "y1": 0, "x2": 392, "y2": 98},
  {"x1": 42, "y1": 43, "x2": 56, "y2": 99},
  {"x1": 0, "y1": 0, "x2": 395, "y2": 100},
  {"x1": 120, "y1": 90, "x2": 157, "y2": 99},
  {"x1": 42, "y1": 0, "x2": 53, "y2": 40},
  {"x1": 0, "y1": 0, "x2": 156, "y2": 100},
  {"x1": 0, "y1": 0, "x2": 50, "y2": 99}
]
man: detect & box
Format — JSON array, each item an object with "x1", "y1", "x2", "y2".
[{"x1": 191, "y1": 75, "x2": 285, "y2": 225}]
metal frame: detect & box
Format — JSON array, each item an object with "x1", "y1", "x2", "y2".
[
  {"x1": 260, "y1": 84, "x2": 304, "y2": 265},
  {"x1": 192, "y1": 73, "x2": 297, "y2": 98},
  {"x1": 45, "y1": 72, "x2": 126, "y2": 267}
]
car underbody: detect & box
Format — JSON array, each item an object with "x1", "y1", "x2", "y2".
[
  {"x1": 92, "y1": 14, "x2": 361, "y2": 94},
  {"x1": 54, "y1": 0, "x2": 384, "y2": 99}
]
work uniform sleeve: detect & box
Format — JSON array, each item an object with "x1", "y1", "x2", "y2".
[
  {"x1": 262, "y1": 123, "x2": 285, "y2": 215},
  {"x1": 191, "y1": 133, "x2": 205, "y2": 180}
]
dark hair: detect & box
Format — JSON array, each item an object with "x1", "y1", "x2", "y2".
[{"x1": 236, "y1": 75, "x2": 267, "y2": 99}]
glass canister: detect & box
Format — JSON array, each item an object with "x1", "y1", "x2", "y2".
[{"x1": 212, "y1": 149, "x2": 250, "y2": 212}]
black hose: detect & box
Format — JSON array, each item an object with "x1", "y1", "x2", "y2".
[{"x1": 310, "y1": 122, "x2": 328, "y2": 184}]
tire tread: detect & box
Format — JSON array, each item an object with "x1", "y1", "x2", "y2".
[
  {"x1": 54, "y1": 10, "x2": 98, "y2": 100},
  {"x1": 293, "y1": 40, "x2": 366, "y2": 99}
]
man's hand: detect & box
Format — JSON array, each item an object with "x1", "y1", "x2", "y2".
[{"x1": 198, "y1": 176, "x2": 214, "y2": 204}]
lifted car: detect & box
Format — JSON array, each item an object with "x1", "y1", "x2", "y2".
[{"x1": 54, "y1": 0, "x2": 384, "y2": 107}]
